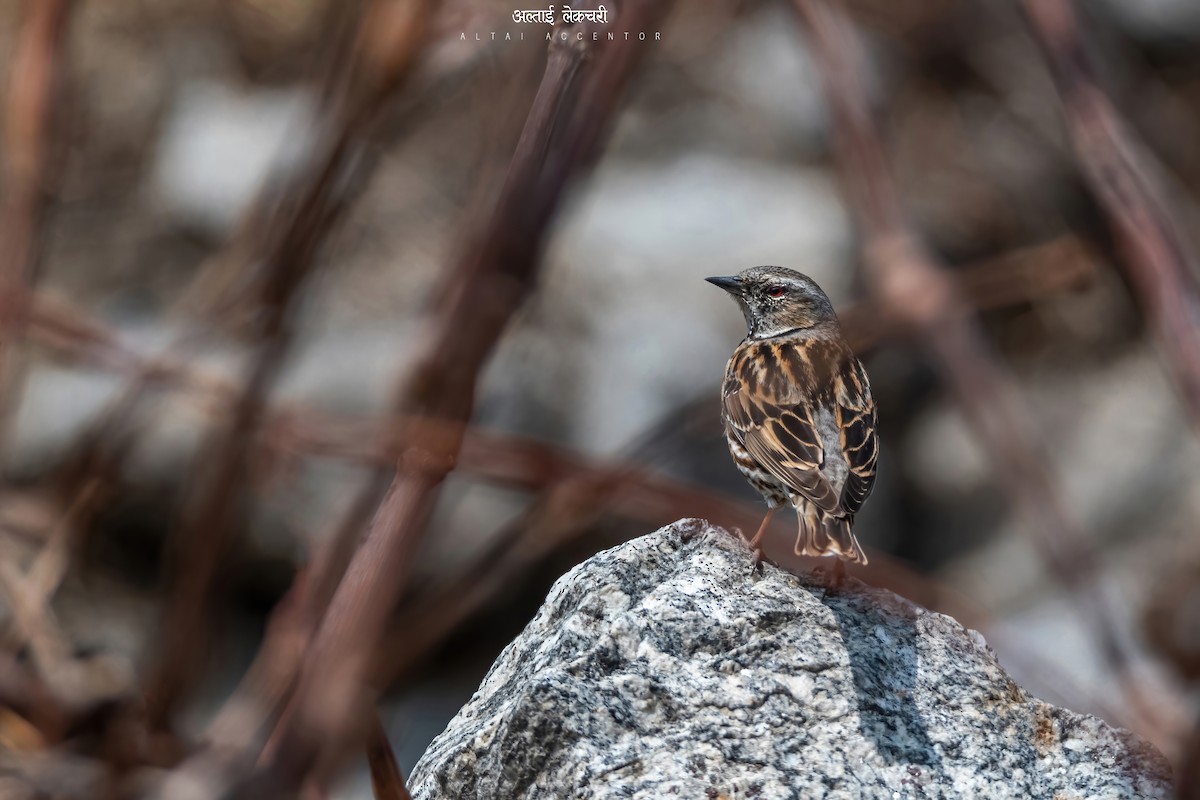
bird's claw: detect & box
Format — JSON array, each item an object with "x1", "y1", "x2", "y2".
[
  {"x1": 725, "y1": 527, "x2": 774, "y2": 576},
  {"x1": 748, "y1": 547, "x2": 778, "y2": 576}
]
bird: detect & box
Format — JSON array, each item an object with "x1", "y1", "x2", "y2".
[{"x1": 706, "y1": 266, "x2": 877, "y2": 566}]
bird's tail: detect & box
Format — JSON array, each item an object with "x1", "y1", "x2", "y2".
[{"x1": 794, "y1": 502, "x2": 867, "y2": 564}]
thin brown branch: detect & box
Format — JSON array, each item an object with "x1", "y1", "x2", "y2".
[
  {"x1": 366, "y1": 710, "x2": 410, "y2": 800},
  {"x1": 0, "y1": 0, "x2": 72, "y2": 463},
  {"x1": 839, "y1": 234, "x2": 1096, "y2": 352},
  {"x1": 19, "y1": 232, "x2": 1095, "y2": 464},
  {"x1": 257, "y1": 4, "x2": 669, "y2": 792},
  {"x1": 1181, "y1": 713, "x2": 1200, "y2": 800},
  {"x1": 156, "y1": 35, "x2": 543, "y2": 800},
  {"x1": 5, "y1": 210, "x2": 1094, "y2": 766},
  {"x1": 791, "y1": 0, "x2": 1158, "y2": 735},
  {"x1": 0, "y1": 478, "x2": 132, "y2": 737},
  {"x1": 143, "y1": 0, "x2": 435, "y2": 732},
  {"x1": 1021, "y1": 0, "x2": 1200, "y2": 428},
  {"x1": 0, "y1": 651, "x2": 65, "y2": 739},
  {"x1": 212, "y1": 37, "x2": 554, "y2": 790},
  {"x1": 0, "y1": 555, "x2": 72, "y2": 681},
  {"x1": 0, "y1": 545, "x2": 131, "y2": 721}
]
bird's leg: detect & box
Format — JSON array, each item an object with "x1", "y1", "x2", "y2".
[
  {"x1": 820, "y1": 557, "x2": 847, "y2": 593},
  {"x1": 832, "y1": 557, "x2": 845, "y2": 587},
  {"x1": 739, "y1": 507, "x2": 776, "y2": 574},
  {"x1": 749, "y1": 507, "x2": 777, "y2": 550}
]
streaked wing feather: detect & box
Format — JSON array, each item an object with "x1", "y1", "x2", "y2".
[
  {"x1": 835, "y1": 357, "x2": 878, "y2": 515},
  {"x1": 723, "y1": 346, "x2": 841, "y2": 514}
]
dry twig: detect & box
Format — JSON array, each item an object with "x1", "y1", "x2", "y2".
[
  {"x1": 258, "y1": 3, "x2": 669, "y2": 792},
  {"x1": 0, "y1": 483, "x2": 130, "y2": 719},
  {"x1": 144, "y1": 0, "x2": 435, "y2": 732},
  {"x1": 1022, "y1": 0, "x2": 1200, "y2": 428},
  {"x1": 0, "y1": 0, "x2": 72, "y2": 462},
  {"x1": 366, "y1": 710, "x2": 411, "y2": 800},
  {"x1": 16, "y1": 233, "x2": 1095, "y2": 473},
  {"x1": 791, "y1": 0, "x2": 1157, "y2": 734}
]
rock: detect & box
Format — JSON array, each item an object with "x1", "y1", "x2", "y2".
[
  {"x1": 408, "y1": 520, "x2": 1172, "y2": 799},
  {"x1": 151, "y1": 81, "x2": 316, "y2": 234},
  {"x1": 709, "y1": 6, "x2": 828, "y2": 143}
]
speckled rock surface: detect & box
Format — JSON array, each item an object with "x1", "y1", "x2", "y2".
[{"x1": 408, "y1": 519, "x2": 1172, "y2": 799}]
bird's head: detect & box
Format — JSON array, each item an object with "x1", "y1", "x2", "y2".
[{"x1": 706, "y1": 266, "x2": 837, "y2": 339}]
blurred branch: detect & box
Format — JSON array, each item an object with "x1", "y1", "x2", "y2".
[
  {"x1": 1182, "y1": 714, "x2": 1200, "y2": 800},
  {"x1": 0, "y1": 0, "x2": 72, "y2": 464},
  {"x1": 0, "y1": 651, "x2": 64, "y2": 740},
  {"x1": 1144, "y1": 556, "x2": 1200, "y2": 682},
  {"x1": 5, "y1": 230, "x2": 1100, "y2": 710},
  {"x1": 366, "y1": 710, "x2": 410, "y2": 800},
  {"x1": 0, "y1": 479, "x2": 129, "y2": 719},
  {"x1": 790, "y1": 0, "x2": 1159, "y2": 734},
  {"x1": 159, "y1": 48, "x2": 545, "y2": 800},
  {"x1": 0, "y1": 556, "x2": 72, "y2": 690},
  {"x1": 0, "y1": 49, "x2": 135, "y2": 754},
  {"x1": 19, "y1": 231, "x2": 1095, "y2": 455},
  {"x1": 143, "y1": 0, "x2": 434, "y2": 733},
  {"x1": 182, "y1": 0, "x2": 434, "y2": 322},
  {"x1": 4, "y1": 229, "x2": 1097, "y2": 694},
  {"x1": 839, "y1": 234, "x2": 1095, "y2": 352},
  {"x1": 257, "y1": 4, "x2": 669, "y2": 793},
  {"x1": 213, "y1": 47, "x2": 549, "y2": 794},
  {"x1": 1022, "y1": 0, "x2": 1200, "y2": 428}
]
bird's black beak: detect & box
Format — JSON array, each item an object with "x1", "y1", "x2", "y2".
[{"x1": 705, "y1": 275, "x2": 743, "y2": 295}]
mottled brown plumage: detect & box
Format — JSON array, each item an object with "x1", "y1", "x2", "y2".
[{"x1": 707, "y1": 266, "x2": 878, "y2": 564}]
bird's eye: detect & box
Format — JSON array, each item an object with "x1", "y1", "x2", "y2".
[{"x1": 767, "y1": 285, "x2": 786, "y2": 298}]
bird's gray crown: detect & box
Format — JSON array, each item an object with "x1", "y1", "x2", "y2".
[{"x1": 706, "y1": 266, "x2": 838, "y2": 339}]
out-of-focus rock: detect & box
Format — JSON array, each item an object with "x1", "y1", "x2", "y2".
[
  {"x1": 7, "y1": 318, "x2": 417, "y2": 563},
  {"x1": 151, "y1": 81, "x2": 315, "y2": 234},
  {"x1": 906, "y1": 347, "x2": 1196, "y2": 537},
  {"x1": 1097, "y1": 0, "x2": 1200, "y2": 42},
  {"x1": 710, "y1": 5, "x2": 829, "y2": 147},
  {"x1": 409, "y1": 520, "x2": 1172, "y2": 799}
]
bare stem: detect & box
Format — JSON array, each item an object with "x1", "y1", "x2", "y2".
[{"x1": 791, "y1": 0, "x2": 1158, "y2": 734}]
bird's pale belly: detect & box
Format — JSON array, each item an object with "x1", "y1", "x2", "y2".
[{"x1": 726, "y1": 433, "x2": 792, "y2": 507}]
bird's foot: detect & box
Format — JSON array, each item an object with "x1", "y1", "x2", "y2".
[
  {"x1": 731, "y1": 528, "x2": 762, "y2": 572},
  {"x1": 724, "y1": 525, "x2": 775, "y2": 575},
  {"x1": 816, "y1": 558, "x2": 847, "y2": 593},
  {"x1": 833, "y1": 559, "x2": 847, "y2": 590},
  {"x1": 748, "y1": 546, "x2": 779, "y2": 576}
]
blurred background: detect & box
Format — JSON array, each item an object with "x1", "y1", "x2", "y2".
[{"x1": 0, "y1": 0, "x2": 1198, "y2": 796}]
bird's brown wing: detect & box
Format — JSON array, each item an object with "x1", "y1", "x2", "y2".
[
  {"x1": 723, "y1": 342, "x2": 841, "y2": 513},
  {"x1": 834, "y1": 356, "x2": 878, "y2": 515}
]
